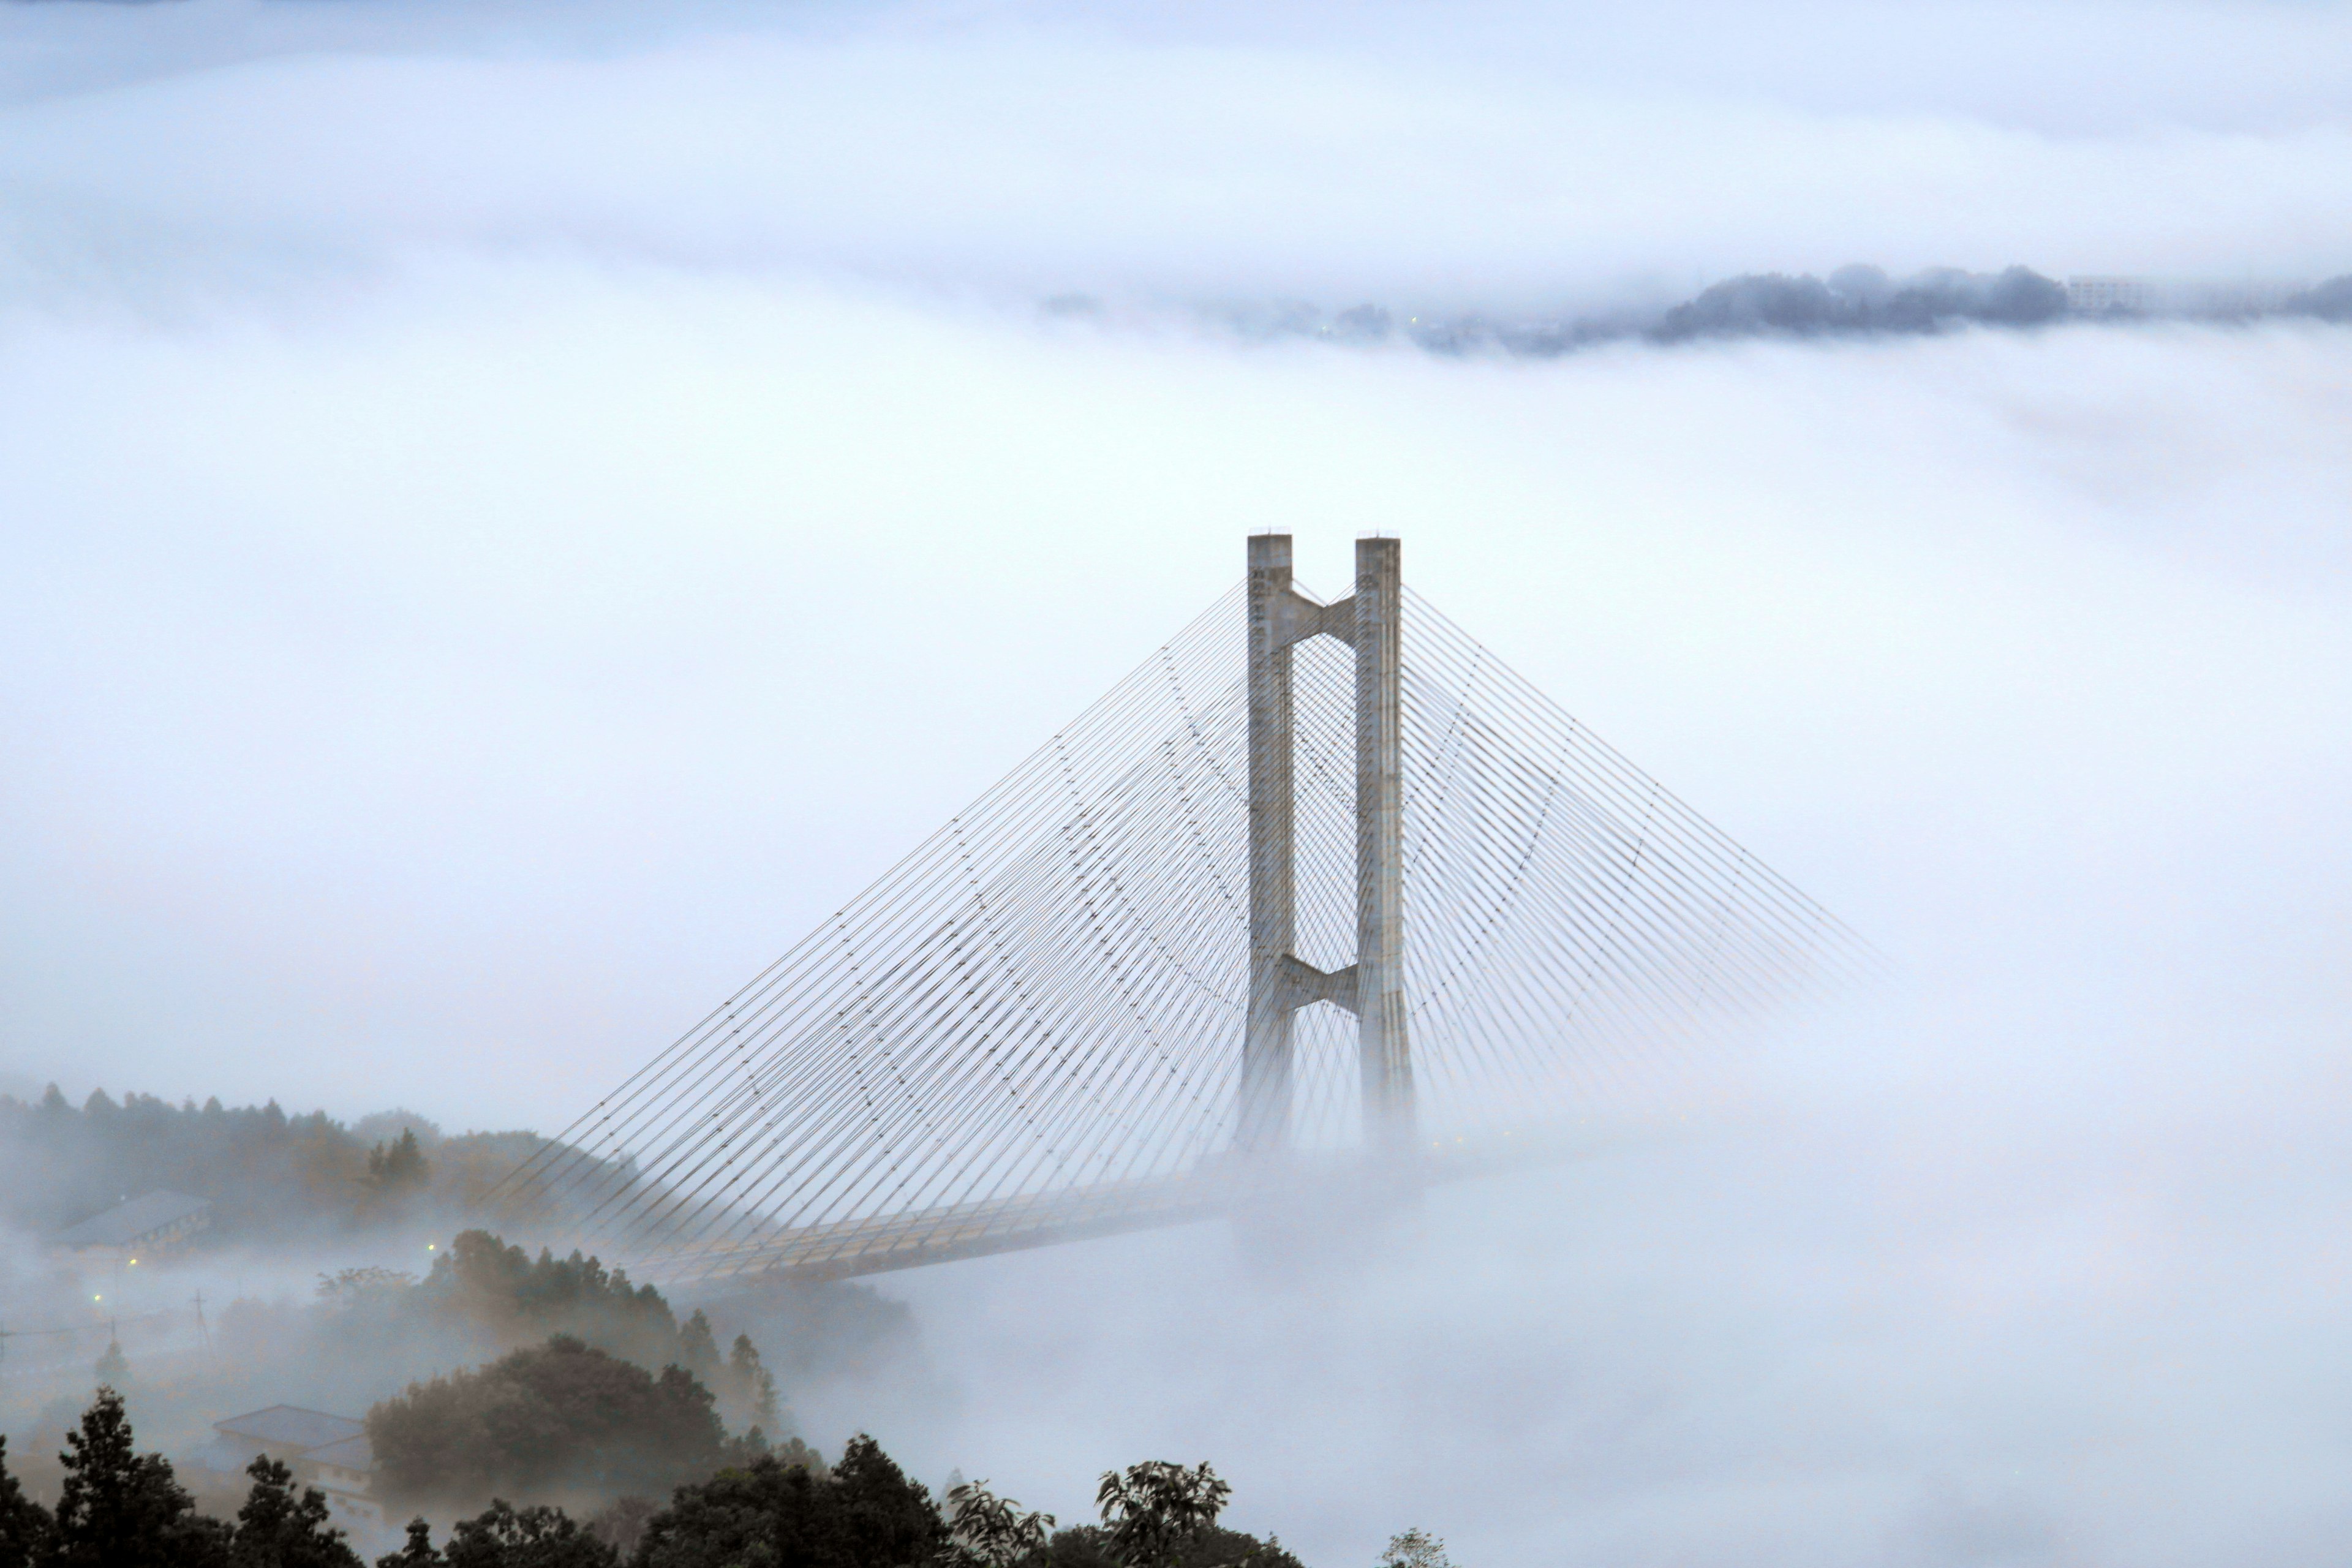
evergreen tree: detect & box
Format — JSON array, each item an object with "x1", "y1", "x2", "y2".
[
  {"x1": 229, "y1": 1455, "x2": 360, "y2": 1568},
  {"x1": 676, "y1": 1312, "x2": 720, "y2": 1384},
  {"x1": 47, "y1": 1387, "x2": 230, "y2": 1568},
  {"x1": 723, "y1": 1335, "x2": 780, "y2": 1431},
  {"x1": 824, "y1": 1435, "x2": 944, "y2": 1568},
  {"x1": 366, "y1": 1133, "x2": 430, "y2": 1200},
  {"x1": 417, "y1": 1233, "x2": 680, "y2": 1370},
  {"x1": 0, "y1": 1436, "x2": 54, "y2": 1568}
]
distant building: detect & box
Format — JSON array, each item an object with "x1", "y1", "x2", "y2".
[
  {"x1": 2067, "y1": 276, "x2": 2157, "y2": 314},
  {"x1": 184, "y1": 1406, "x2": 382, "y2": 1537},
  {"x1": 48, "y1": 1191, "x2": 211, "y2": 1262},
  {"x1": 2067, "y1": 276, "x2": 2310, "y2": 316}
]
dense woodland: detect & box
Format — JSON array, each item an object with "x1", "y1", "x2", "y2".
[
  {"x1": 3, "y1": 1222, "x2": 926, "y2": 1524},
  {"x1": 0, "y1": 1095, "x2": 1349, "y2": 1564},
  {"x1": 0, "y1": 1074, "x2": 921, "y2": 1541},
  {"x1": 0, "y1": 1085, "x2": 537, "y2": 1240},
  {"x1": 328, "y1": 1231, "x2": 802, "y2": 1507},
  {"x1": 0, "y1": 1390, "x2": 1324, "y2": 1568}
]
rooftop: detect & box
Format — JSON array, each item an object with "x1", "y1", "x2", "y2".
[
  {"x1": 51, "y1": 1191, "x2": 211, "y2": 1249},
  {"x1": 213, "y1": 1406, "x2": 366, "y2": 1453},
  {"x1": 307, "y1": 1433, "x2": 375, "y2": 1471}
]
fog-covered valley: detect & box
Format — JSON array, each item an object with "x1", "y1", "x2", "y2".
[{"x1": 6, "y1": 2, "x2": 2352, "y2": 1565}]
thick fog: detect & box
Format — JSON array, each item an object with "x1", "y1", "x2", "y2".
[{"x1": 4, "y1": 2, "x2": 2351, "y2": 1564}]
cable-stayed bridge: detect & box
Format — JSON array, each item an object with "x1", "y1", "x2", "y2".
[{"x1": 500, "y1": 537, "x2": 1866, "y2": 1289}]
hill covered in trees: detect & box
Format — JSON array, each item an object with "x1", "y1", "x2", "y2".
[{"x1": 0, "y1": 1085, "x2": 538, "y2": 1242}]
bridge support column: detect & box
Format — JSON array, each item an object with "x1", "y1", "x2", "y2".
[
  {"x1": 1238, "y1": 533, "x2": 1412, "y2": 1161},
  {"x1": 1240, "y1": 533, "x2": 1297, "y2": 1155},
  {"x1": 1354, "y1": 537, "x2": 1413, "y2": 1155}
]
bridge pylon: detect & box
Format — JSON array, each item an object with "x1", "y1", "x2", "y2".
[
  {"x1": 496, "y1": 531, "x2": 1869, "y2": 1291},
  {"x1": 1241, "y1": 534, "x2": 1412, "y2": 1160}
]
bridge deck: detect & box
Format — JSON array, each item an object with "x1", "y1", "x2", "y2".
[
  {"x1": 630, "y1": 1133, "x2": 1586, "y2": 1293},
  {"x1": 636, "y1": 1171, "x2": 1227, "y2": 1289}
]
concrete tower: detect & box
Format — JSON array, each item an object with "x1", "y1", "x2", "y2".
[{"x1": 1238, "y1": 533, "x2": 1413, "y2": 1157}]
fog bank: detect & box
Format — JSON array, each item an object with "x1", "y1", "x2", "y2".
[
  {"x1": 2, "y1": 0, "x2": 2351, "y2": 312},
  {"x1": 4, "y1": 3, "x2": 2351, "y2": 1564}
]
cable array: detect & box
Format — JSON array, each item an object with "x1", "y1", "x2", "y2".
[{"x1": 497, "y1": 579, "x2": 1867, "y2": 1280}]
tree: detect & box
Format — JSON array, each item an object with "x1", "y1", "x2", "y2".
[
  {"x1": 0, "y1": 1436, "x2": 54, "y2": 1568},
  {"x1": 46, "y1": 1387, "x2": 231, "y2": 1568},
  {"x1": 229, "y1": 1455, "x2": 361, "y2": 1568},
  {"x1": 377, "y1": 1520, "x2": 442, "y2": 1568},
  {"x1": 0, "y1": 1085, "x2": 398, "y2": 1243},
  {"x1": 441, "y1": 1501, "x2": 616, "y2": 1568},
  {"x1": 417, "y1": 1233, "x2": 680, "y2": 1370},
  {"x1": 368, "y1": 1336, "x2": 725, "y2": 1513},
  {"x1": 723, "y1": 1335, "x2": 781, "y2": 1433},
  {"x1": 676, "y1": 1312, "x2": 720, "y2": 1384},
  {"x1": 941, "y1": 1478, "x2": 1054, "y2": 1568},
  {"x1": 633, "y1": 1435, "x2": 940, "y2": 1568},
  {"x1": 367, "y1": 1504, "x2": 616, "y2": 1568},
  {"x1": 829, "y1": 1434, "x2": 948, "y2": 1568},
  {"x1": 1095, "y1": 1462, "x2": 1229, "y2": 1568},
  {"x1": 361, "y1": 1132, "x2": 431, "y2": 1224},
  {"x1": 1041, "y1": 1526, "x2": 1298, "y2": 1568},
  {"x1": 367, "y1": 1131, "x2": 430, "y2": 1195},
  {"x1": 1376, "y1": 1529, "x2": 1453, "y2": 1568},
  {"x1": 317, "y1": 1268, "x2": 417, "y2": 1312}
]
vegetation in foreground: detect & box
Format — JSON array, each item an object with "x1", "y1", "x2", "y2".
[
  {"x1": 367, "y1": 1333, "x2": 810, "y2": 1515},
  {"x1": 0, "y1": 1388, "x2": 1363, "y2": 1568}
]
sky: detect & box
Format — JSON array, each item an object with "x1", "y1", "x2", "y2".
[{"x1": 3, "y1": 2, "x2": 2351, "y2": 1564}]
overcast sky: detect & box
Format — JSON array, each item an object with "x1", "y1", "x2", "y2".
[{"x1": 3, "y1": 2, "x2": 2350, "y2": 1564}]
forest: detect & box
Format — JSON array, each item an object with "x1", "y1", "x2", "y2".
[
  {"x1": 0, "y1": 1085, "x2": 536, "y2": 1240},
  {"x1": 0, "y1": 1384, "x2": 1340, "y2": 1568}
]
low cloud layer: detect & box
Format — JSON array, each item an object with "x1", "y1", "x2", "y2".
[
  {"x1": 4, "y1": 3, "x2": 2351, "y2": 1566},
  {"x1": 2, "y1": 0, "x2": 2351, "y2": 313}
]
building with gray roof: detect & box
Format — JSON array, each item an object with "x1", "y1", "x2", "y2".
[
  {"x1": 184, "y1": 1404, "x2": 381, "y2": 1541},
  {"x1": 49, "y1": 1191, "x2": 211, "y2": 1261}
]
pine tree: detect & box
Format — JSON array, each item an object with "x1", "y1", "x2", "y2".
[
  {"x1": 725, "y1": 1335, "x2": 782, "y2": 1431},
  {"x1": 678, "y1": 1310, "x2": 721, "y2": 1383},
  {"x1": 0, "y1": 1436, "x2": 54, "y2": 1568},
  {"x1": 48, "y1": 1387, "x2": 230, "y2": 1568},
  {"x1": 363, "y1": 1131, "x2": 431, "y2": 1220},
  {"x1": 228, "y1": 1455, "x2": 360, "y2": 1568}
]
